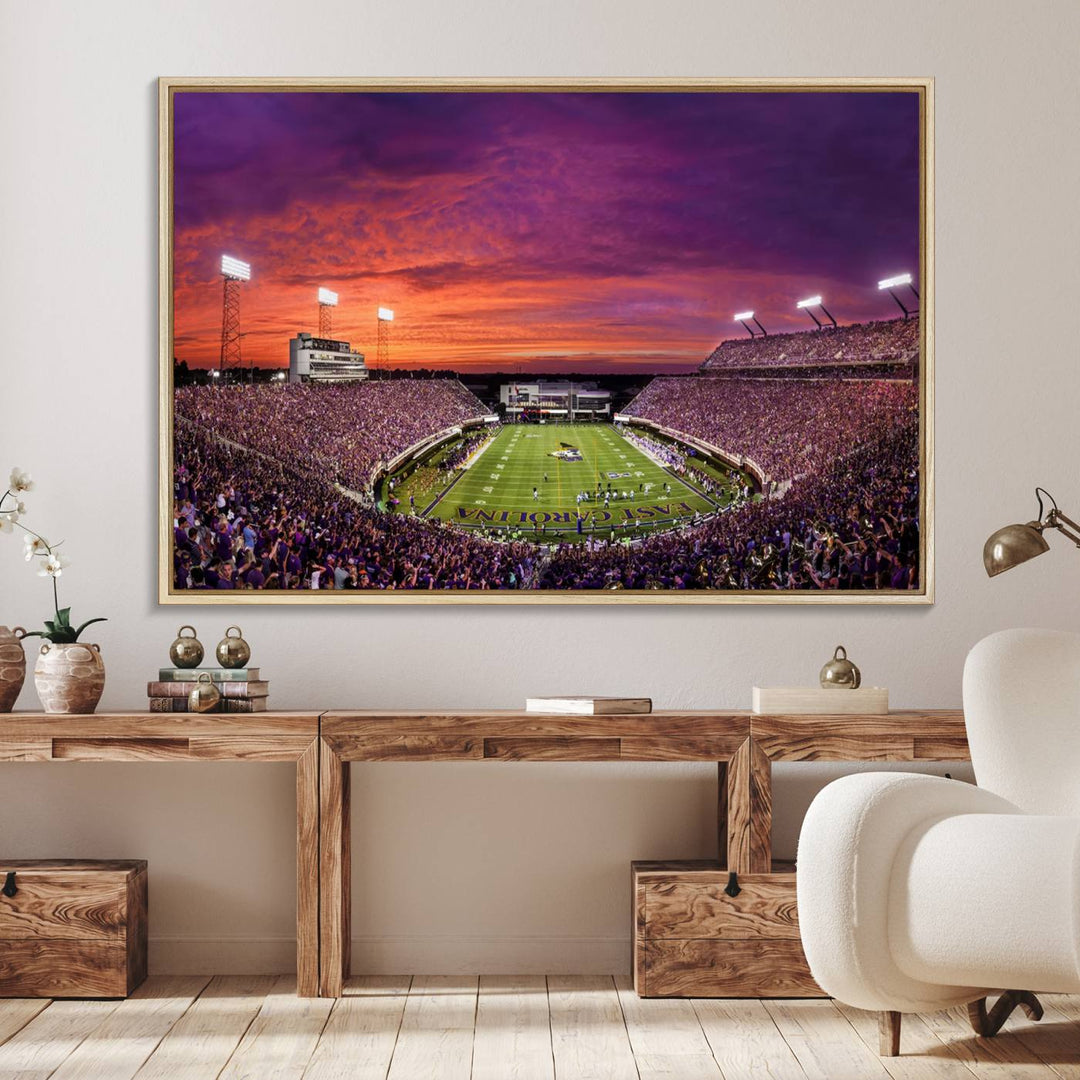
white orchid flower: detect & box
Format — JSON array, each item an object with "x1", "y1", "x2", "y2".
[
  {"x1": 8, "y1": 468, "x2": 34, "y2": 493},
  {"x1": 38, "y1": 553, "x2": 70, "y2": 578},
  {"x1": 16, "y1": 501, "x2": 26, "y2": 514},
  {"x1": 0, "y1": 513, "x2": 14, "y2": 534},
  {"x1": 23, "y1": 534, "x2": 49, "y2": 560}
]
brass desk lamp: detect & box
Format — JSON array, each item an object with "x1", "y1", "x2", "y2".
[{"x1": 984, "y1": 488, "x2": 1080, "y2": 577}]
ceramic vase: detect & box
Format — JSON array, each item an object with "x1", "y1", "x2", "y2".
[
  {"x1": 34, "y1": 642, "x2": 106, "y2": 714},
  {"x1": 0, "y1": 626, "x2": 27, "y2": 713}
]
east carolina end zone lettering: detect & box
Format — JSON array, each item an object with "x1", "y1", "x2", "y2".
[{"x1": 456, "y1": 502, "x2": 698, "y2": 525}]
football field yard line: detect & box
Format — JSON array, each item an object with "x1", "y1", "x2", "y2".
[
  {"x1": 419, "y1": 467, "x2": 466, "y2": 517},
  {"x1": 659, "y1": 463, "x2": 720, "y2": 509}
]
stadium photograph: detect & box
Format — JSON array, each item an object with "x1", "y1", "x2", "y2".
[{"x1": 162, "y1": 79, "x2": 931, "y2": 601}]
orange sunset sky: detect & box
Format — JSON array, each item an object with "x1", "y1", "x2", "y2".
[{"x1": 172, "y1": 91, "x2": 919, "y2": 373}]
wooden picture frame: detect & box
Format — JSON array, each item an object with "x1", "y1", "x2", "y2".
[{"x1": 159, "y1": 77, "x2": 933, "y2": 604}]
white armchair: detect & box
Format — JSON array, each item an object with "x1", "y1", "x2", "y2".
[{"x1": 797, "y1": 628, "x2": 1080, "y2": 1055}]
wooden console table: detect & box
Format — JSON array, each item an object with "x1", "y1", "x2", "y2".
[
  {"x1": 0, "y1": 712, "x2": 321, "y2": 997},
  {"x1": 318, "y1": 708, "x2": 970, "y2": 998},
  {"x1": 738, "y1": 709, "x2": 970, "y2": 873},
  {"x1": 1, "y1": 708, "x2": 971, "y2": 999}
]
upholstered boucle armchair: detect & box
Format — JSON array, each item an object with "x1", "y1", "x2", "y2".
[{"x1": 797, "y1": 628, "x2": 1080, "y2": 1055}]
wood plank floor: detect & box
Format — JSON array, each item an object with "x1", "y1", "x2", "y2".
[{"x1": 1, "y1": 976, "x2": 1079, "y2": 1080}]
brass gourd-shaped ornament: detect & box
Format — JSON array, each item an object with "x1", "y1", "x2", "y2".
[
  {"x1": 188, "y1": 672, "x2": 221, "y2": 713},
  {"x1": 215, "y1": 626, "x2": 251, "y2": 669},
  {"x1": 820, "y1": 645, "x2": 861, "y2": 689},
  {"x1": 169, "y1": 625, "x2": 204, "y2": 669}
]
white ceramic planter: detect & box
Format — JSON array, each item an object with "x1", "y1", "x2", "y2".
[{"x1": 34, "y1": 642, "x2": 106, "y2": 714}]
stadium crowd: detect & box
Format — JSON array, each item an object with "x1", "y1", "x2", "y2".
[
  {"x1": 537, "y1": 417, "x2": 920, "y2": 591},
  {"x1": 623, "y1": 377, "x2": 916, "y2": 484},
  {"x1": 702, "y1": 317, "x2": 919, "y2": 371},
  {"x1": 171, "y1": 359, "x2": 921, "y2": 592},
  {"x1": 173, "y1": 423, "x2": 536, "y2": 590},
  {"x1": 174, "y1": 379, "x2": 487, "y2": 494},
  {"x1": 620, "y1": 429, "x2": 688, "y2": 473}
]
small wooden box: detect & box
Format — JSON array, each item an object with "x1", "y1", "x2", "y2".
[
  {"x1": 0, "y1": 859, "x2": 148, "y2": 998},
  {"x1": 752, "y1": 686, "x2": 888, "y2": 714},
  {"x1": 632, "y1": 860, "x2": 822, "y2": 998}
]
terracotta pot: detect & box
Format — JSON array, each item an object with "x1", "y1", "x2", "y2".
[
  {"x1": 34, "y1": 642, "x2": 106, "y2": 715},
  {"x1": 0, "y1": 626, "x2": 27, "y2": 713}
]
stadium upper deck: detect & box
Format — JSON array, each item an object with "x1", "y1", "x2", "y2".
[{"x1": 701, "y1": 316, "x2": 918, "y2": 376}]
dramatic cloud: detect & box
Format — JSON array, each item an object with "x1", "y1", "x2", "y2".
[{"x1": 173, "y1": 91, "x2": 920, "y2": 372}]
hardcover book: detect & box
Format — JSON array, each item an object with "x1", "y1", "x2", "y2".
[
  {"x1": 525, "y1": 696, "x2": 652, "y2": 715},
  {"x1": 221, "y1": 698, "x2": 268, "y2": 713},
  {"x1": 158, "y1": 668, "x2": 261, "y2": 681},
  {"x1": 147, "y1": 696, "x2": 269, "y2": 713},
  {"x1": 147, "y1": 680, "x2": 269, "y2": 699}
]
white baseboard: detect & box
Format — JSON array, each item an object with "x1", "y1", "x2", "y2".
[{"x1": 149, "y1": 935, "x2": 630, "y2": 975}]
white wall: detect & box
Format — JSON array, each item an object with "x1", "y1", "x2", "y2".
[{"x1": 2, "y1": 0, "x2": 1079, "y2": 974}]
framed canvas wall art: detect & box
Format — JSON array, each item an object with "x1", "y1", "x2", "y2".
[{"x1": 159, "y1": 78, "x2": 933, "y2": 604}]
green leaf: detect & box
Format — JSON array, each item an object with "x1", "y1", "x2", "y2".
[
  {"x1": 55, "y1": 607, "x2": 71, "y2": 626},
  {"x1": 73, "y1": 617, "x2": 107, "y2": 641},
  {"x1": 43, "y1": 620, "x2": 57, "y2": 634}
]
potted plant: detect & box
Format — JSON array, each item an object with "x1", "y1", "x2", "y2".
[{"x1": 1, "y1": 468, "x2": 108, "y2": 714}]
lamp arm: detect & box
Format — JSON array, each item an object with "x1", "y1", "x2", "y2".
[{"x1": 1048, "y1": 509, "x2": 1080, "y2": 548}]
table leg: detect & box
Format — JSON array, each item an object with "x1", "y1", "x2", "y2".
[
  {"x1": 726, "y1": 737, "x2": 772, "y2": 874},
  {"x1": 717, "y1": 760, "x2": 728, "y2": 869},
  {"x1": 319, "y1": 738, "x2": 351, "y2": 997},
  {"x1": 296, "y1": 738, "x2": 320, "y2": 997}
]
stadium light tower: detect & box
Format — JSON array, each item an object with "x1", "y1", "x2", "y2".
[
  {"x1": 878, "y1": 272, "x2": 919, "y2": 319},
  {"x1": 219, "y1": 256, "x2": 251, "y2": 377},
  {"x1": 734, "y1": 310, "x2": 768, "y2": 337},
  {"x1": 317, "y1": 287, "x2": 338, "y2": 337},
  {"x1": 376, "y1": 307, "x2": 394, "y2": 368},
  {"x1": 796, "y1": 294, "x2": 836, "y2": 330}
]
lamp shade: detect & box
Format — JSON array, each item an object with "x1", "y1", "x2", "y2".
[{"x1": 983, "y1": 522, "x2": 1050, "y2": 577}]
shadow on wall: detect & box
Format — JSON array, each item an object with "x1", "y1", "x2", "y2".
[{"x1": 772, "y1": 760, "x2": 977, "y2": 860}]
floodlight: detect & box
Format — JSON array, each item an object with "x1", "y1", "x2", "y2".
[
  {"x1": 733, "y1": 311, "x2": 755, "y2": 322},
  {"x1": 318, "y1": 287, "x2": 339, "y2": 306},
  {"x1": 221, "y1": 256, "x2": 251, "y2": 281},
  {"x1": 377, "y1": 307, "x2": 395, "y2": 322},
  {"x1": 796, "y1": 296, "x2": 822, "y2": 309},
  {"x1": 211, "y1": 370, "x2": 220, "y2": 379},
  {"x1": 878, "y1": 273, "x2": 913, "y2": 290},
  {"x1": 878, "y1": 271, "x2": 919, "y2": 319}
]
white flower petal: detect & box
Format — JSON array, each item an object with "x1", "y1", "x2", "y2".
[{"x1": 8, "y1": 469, "x2": 34, "y2": 493}]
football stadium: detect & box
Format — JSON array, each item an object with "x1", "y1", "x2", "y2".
[
  {"x1": 169, "y1": 89, "x2": 923, "y2": 594},
  {"x1": 172, "y1": 314, "x2": 921, "y2": 592}
]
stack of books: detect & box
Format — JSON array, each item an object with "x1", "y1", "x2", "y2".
[{"x1": 147, "y1": 668, "x2": 269, "y2": 713}]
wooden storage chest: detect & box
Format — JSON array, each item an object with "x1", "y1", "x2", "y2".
[
  {"x1": 632, "y1": 859, "x2": 822, "y2": 998},
  {"x1": 0, "y1": 859, "x2": 148, "y2": 997}
]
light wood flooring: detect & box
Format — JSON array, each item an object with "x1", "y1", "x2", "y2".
[{"x1": 2, "y1": 974, "x2": 1079, "y2": 1079}]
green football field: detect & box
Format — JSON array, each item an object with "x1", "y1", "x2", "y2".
[{"x1": 395, "y1": 423, "x2": 721, "y2": 540}]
